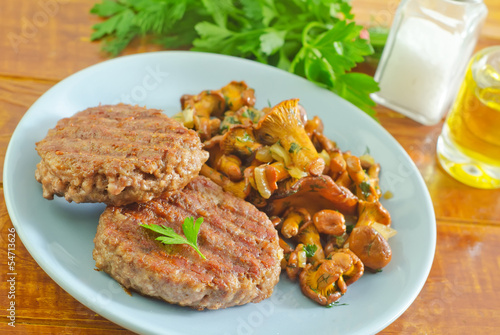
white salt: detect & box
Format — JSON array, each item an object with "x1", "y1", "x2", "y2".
[{"x1": 375, "y1": 17, "x2": 462, "y2": 125}]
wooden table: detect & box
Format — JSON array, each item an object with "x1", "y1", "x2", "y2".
[{"x1": 1, "y1": 0, "x2": 499, "y2": 334}]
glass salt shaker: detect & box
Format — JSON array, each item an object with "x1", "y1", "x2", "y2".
[{"x1": 372, "y1": 0, "x2": 488, "y2": 126}]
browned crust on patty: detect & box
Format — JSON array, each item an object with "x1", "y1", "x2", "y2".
[
  {"x1": 93, "y1": 176, "x2": 283, "y2": 310},
  {"x1": 35, "y1": 104, "x2": 208, "y2": 206}
]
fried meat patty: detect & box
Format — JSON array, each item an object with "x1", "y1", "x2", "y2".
[
  {"x1": 93, "y1": 176, "x2": 283, "y2": 310},
  {"x1": 35, "y1": 104, "x2": 208, "y2": 206}
]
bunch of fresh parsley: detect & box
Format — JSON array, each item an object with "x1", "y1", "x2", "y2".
[{"x1": 90, "y1": 0, "x2": 379, "y2": 118}]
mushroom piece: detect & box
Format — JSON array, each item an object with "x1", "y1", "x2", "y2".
[
  {"x1": 312, "y1": 130, "x2": 336, "y2": 153},
  {"x1": 216, "y1": 154, "x2": 243, "y2": 181},
  {"x1": 180, "y1": 90, "x2": 226, "y2": 140},
  {"x1": 296, "y1": 221, "x2": 325, "y2": 264},
  {"x1": 345, "y1": 155, "x2": 379, "y2": 202},
  {"x1": 280, "y1": 207, "x2": 311, "y2": 239},
  {"x1": 247, "y1": 162, "x2": 290, "y2": 199},
  {"x1": 279, "y1": 237, "x2": 294, "y2": 270},
  {"x1": 286, "y1": 243, "x2": 307, "y2": 281},
  {"x1": 220, "y1": 81, "x2": 256, "y2": 112},
  {"x1": 254, "y1": 99, "x2": 325, "y2": 176},
  {"x1": 244, "y1": 188, "x2": 268, "y2": 209},
  {"x1": 235, "y1": 106, "x2": 264, "y2": 124},
  {"x1": 299, "y1": 248, "x2": 364, "y2": 306},
  {"x1": 328, "y1": 150, "x2": 347, "y2": 180},
  {"x1": 180, "y1": 90, "x2": 226, "y2": 117},
  {"x1": 199, "y1": 164, "x2": 250, "y2": 199},
  {"x1": 264, "y1": 162, "x2": 289, "y2": 193},
  {"x1": 304, "y1": 115, "x2": 324, "y2": 138},
  {"x1": 219, "y1": 111, "x2": 242, "y2": 134},
  {"x1": 323, "y1": 233, "x2": 350, "y2": 255},
  {"x1": 357, "y1": 200, "x2": 392, "y2": 227},
  {"x1": 202, "y1": 134, "x2": 224, "y2": 150},
  {"x1": 345, "y1": 225, "x2": 392, "y2": 270},
  {"x1": 313, "y1": 209, "x2": 346, "y2": 236},
  {"x1": 265, "y1": 175, "x2": 358, "y2": 217},
  {"x1": 220, "y1": 125, "x2": 262, "y2": 158},
  {"x1": 367, "y1": 163, "x2": 382, "y2": 199}
]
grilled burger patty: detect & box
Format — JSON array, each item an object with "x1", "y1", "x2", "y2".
[
  {"x1": 35, "y1": 104, "x2": 208, "y2": 206},
  {"x1": 93, "y1": 176, "x2": 283, "y2": 310}
]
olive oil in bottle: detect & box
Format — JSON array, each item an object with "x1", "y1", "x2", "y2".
[{"x1": 437, "y1": 46, "x2": 500, "y2": 189}]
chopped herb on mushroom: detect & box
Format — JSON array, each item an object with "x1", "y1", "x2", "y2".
[
  {"x1": 254, "y1": 99, "x2": 325, "y2": 177},
  {"x1": 299, "y1": 248, "x2": 364, "y2": 306}
]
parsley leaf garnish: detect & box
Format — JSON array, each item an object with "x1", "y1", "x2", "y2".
[
  {"x1": 289, "y1": 142, "x2": 302, "y2": 154},
  {"x1": 140, "y1": 216, "x2": 206, "y2": 260},
  {"x1": 304, "y1": 244, "x2": 318, "y2": 258},
  {"x1": 326, "y1": 300, "x2": 348, "y2": 308},
  {"x1": 359, "y1": 180, "x2": 372, "y2": 198},
  {"x1": 90, "y1": 0, "x2": 381, "y2": 119}
]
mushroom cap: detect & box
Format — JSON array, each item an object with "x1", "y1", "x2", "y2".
[{"x1": 264, "y1": 175, "x2": 358, "y2": 216}]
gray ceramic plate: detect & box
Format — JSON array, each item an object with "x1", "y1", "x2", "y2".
[{"x1": 4, "y1": 51, "x2": 436, "y2": 335}]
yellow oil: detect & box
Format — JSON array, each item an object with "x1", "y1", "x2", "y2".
[
  {"x1": 446, "y1": 67, "x2": 500, "y2": 166},
  {"x1": 437, "y1": 48, "x2": 500, "y2": 189}
]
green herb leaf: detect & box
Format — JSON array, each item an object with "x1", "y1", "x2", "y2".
[
  {"x1": 346, "y1": 223, "x2": 355, "y2": 234},
  {"x1": 304, "y1": 244, "x2": 318, "y2": 258},
  {"x1": 181, "y1": 216, "x2": 204, "y2": 251},
  {"x1": 359, "y1": 180, "x2": 372, "y2": 198},
  {"x1": 200, "y1": 0, "x2": 234, "y2": 27},
  {"x1": 260, "y1": 30, "x2": 287, "y2": 55},
  {"x1": 90, "y1": 0, "x2": 125, "y2": 17},
  {"x1": 326, "y1": 300, "x2": 348, "y2": 308},
  {"x1": 89, "y1": 0, "x2": 383, "y2": 119},
  {"x1": 140, "y1": 216, "x2": 206, "y2": 260},
  {"x1": 289, "y1": 142, "x2": 302, "y2": 154}
]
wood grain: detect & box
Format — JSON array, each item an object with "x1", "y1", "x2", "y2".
[
  {"x1": 1, "y1": 0, "x2": 500, "y2": 334},
  {"x1": 0, "y1": 78, "x2": 55, "y2": 178},
  {"x1": 383, "y1": 221, "x2": 500, "y2": 334}
]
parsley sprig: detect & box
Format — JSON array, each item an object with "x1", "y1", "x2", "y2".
[
  {"x1": 140, "y1": 216, "x2": 206, "y2": 260},
  {"x1": 90, "y1": 0, "x2": 381, "y2": 119},
  {"x1": 304, "y1": 244, "x2": 318, "y2": 258}
]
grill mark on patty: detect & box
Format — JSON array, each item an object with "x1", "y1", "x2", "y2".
[
  {"x1": 135, "y1": 187, "x2": 273, "y2": 261},
  {"x1": 122, "y1": 201, "x2": 266, "y2": 281},
  {"x1": 43, "y1": 121, "x2": 193, "y2": 145},
  {"x1": 102, "y1": 208, "x2": 243, "y2": 289},
  {"x1": 39, "y1": 125, "x2": 196, "y2": 159},
  {"x1": 36, "y1": 104, "x2": 208, "y2": 205},
  {"x1": 38, "y1": 130, "x2": 201, "y2": 175},
  {"x1": 40, "y1": 138, "x2": 186, "y2": 168},
  {"x1": 94, "y1": 176, "x2": 282, "y2": 309},
  {"x1": 183, "y1": 178, "x2": 274, "y2": 236}
]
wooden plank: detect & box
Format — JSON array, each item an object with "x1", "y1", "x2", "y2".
[
  {"x1": 0, "y1": 323, "x2": 132, "y2": 335},
  {"x1": 0, "y1": 0, "x2": 162, "y2": 82},
  {"x1": 0, "y1": 77, "x2": 55, "y2": 180},
  {"x1": 378, "y1": 109, "x2": 500, "y2": 225},
  {"x1": 382, "y1": 220, "x2": 500, "y2": 334},
  {"x1": 0, "y1": 0, "x2": 103, "y2": 81}
]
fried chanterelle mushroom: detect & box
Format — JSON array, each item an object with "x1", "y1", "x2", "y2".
[
  {"x1": 254, "y1": 99, "x2": 325, "y2": 177},
  {"x1": 299, "y1": 249, "x2": 364, "y2": 306}
]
